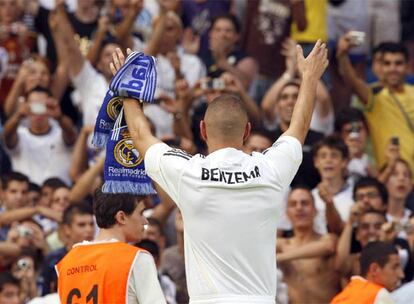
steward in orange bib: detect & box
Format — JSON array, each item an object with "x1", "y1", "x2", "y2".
[
  {"x1": 331, "y1": 241, "x2": 403, "y2": 304},
  {"x1": 56, "y1": 190, "x2": 166, "y2": 304}
]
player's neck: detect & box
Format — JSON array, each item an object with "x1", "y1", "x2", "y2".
[
  {"x1": 208, "y1": 141, "x2": 243, "y2": 154},
  {"x1": 95, "y1": 228, "x2": 126, "y2": 243}
]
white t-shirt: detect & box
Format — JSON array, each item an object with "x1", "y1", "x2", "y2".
[
  {"x1": 312, "y1": 179, "x2": 355, "y2": 235},
  {"x1": 8, "y1": 119, "x2": 73, "y2": 185},
  {"x1": 71, "y1": 61, "x2": 108, "y2": 127},
  {"x1": 145, "y1": 136, "x2": 302, "y2": 304}
]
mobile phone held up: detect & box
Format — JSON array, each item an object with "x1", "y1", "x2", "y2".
[{"x1": 348, "y1": 31, "x2": 365, "y2": 46}]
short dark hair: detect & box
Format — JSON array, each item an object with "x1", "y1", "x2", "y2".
[
  {"x1": 211, "y1": 13, "x2": 241, "y2": 34},
  {"x1": 25, "y1": 86, "x2": 52, "y2": 99},
  {"x1": 289, "y1": 184, "x2": 315, "y2": 204},
  {"x1": 28, "y1": 182, "x2": 41, "y2": 193},
  {"x1": 147, "y1": 217, "x2": 164, "y2": 236},
  {"x1": 1, "y1": 172, "x2": 29, "y2": 190},
  {"x1": 353, "y1": 177, "x2": 388, "y2": 204},
  {"x1": 334, "y1": 107, "x2": 367, "y2": 133},
  {"x1": 93, "y1": 189, "x2": 144, "y2": 229},
  {"x1": 360, "y1": 241, "x2": 398, "y2": 276},
  {"x1": 136, "y1": 239, "x2": 159, "y2": 259},
  {"x1": 42, "y1": 177, "x2": 67, "y2": 190},
  {"x1": 0, "y1": 272, "x2": 19, "y2": 292},
  {"x1": 359, "y1": 209, "x2": 386, "y2": 221},
  {"x1": 312, "y1": 135, "x2": 349, "y2": 159},
  {"x1": 62, "y1": 203, "x2": 93, "y2": 225},
  {"x1": 375, "y1": 42, "x2": 409, "y2": 61}
]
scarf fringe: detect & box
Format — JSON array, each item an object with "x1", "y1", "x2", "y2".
[{"x1": 102, "y1": 180, "x2": 156, "y2": 195}]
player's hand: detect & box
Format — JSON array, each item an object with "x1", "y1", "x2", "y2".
[
  {"x1": 109, "y1": 48, "x2": 132, "y2": 76},
  {"x1": 296, "y1": 39, "x2": 328, "y2": 80}
]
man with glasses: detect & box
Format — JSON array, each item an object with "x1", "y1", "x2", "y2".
[{"x1": 353, "y1": 177, "x2": 388, "y2": 212}]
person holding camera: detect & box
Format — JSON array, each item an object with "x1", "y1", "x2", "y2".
[
  {"x1": 3, "y1": 86, "x2": 76, "y2": 185},
  {"x1": 11, "y1": 253, "x2": 37, "y2": 302},
  {"x1": 337, "y1": 36, "x2": 414, "y2": 182}
]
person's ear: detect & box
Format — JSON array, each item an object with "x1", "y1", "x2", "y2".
[
  {"x1": 243, "y1": 122, "x2": 251, "y2": 142},
  {"x1": 369, "y1": 262, "x2": 381, "y2": 276},
  {"x1": 200, "y1": 120, "x2": 208, "y2": 142},
  {"x1": 115, "y1": 210, "x2": 127, "y2": 225}
]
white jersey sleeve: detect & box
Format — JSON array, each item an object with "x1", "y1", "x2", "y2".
[
  {"x1": 374, "y1": 288, "x2": 396, "y2": 304},
  {"x1": 262, "y1": 135, "x2": 303, "y2": 189},
  {"x1": 128, "y1": 251, "x2": 166, "y2": 304},
  {"x1": 145, "y1": 143, "x2": 191, "y2": 205}
]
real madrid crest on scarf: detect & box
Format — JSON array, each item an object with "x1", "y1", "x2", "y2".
[{"x1": 102, "y1": 108, "x2": 156, "y2": 195}]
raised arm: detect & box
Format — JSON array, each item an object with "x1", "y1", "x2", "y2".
[
  {"x1": 283, "y1": 40, "x2": 328, "y2": 144},
  {"x1": 277, "y1": 234, "x2": 337, "y2": 262},
  {"x1": 334, "y1": 204, "x2": 361, "y2": 274},
  {"x1": 336, "y1": 34, "x2": 370, "y2": 105},
  {"x1": 52, "y1": 3, "x2": 85, "y2": 78},
  {"x1": 110, "y1": 49, "x2": 161, "y2": 157}
]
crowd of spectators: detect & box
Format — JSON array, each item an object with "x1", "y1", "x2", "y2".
[{"x1": 0, "y1": 0, "x2": 414, "y2": 303}]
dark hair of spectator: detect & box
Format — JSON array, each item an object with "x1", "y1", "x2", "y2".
[
  {"x1": 136, "y1": 239, "x2": 159, "y2": 259},
  {"x1": 360, "y1": 241, "x2": 398, "y2": 277},
  {"x1": 334, "y1": 107, "x2": 368, "y2": 133},
  {"x1": 289, "y1": 184, "x2": 315, "y2": 204},
  {"x1": 380, "y1": 158, "x2": 413, "y2": 179},
  {"x1": 25, "y1": 86, "x2": 52, "y2": 99},
  {"x1": 211, "y1": 13, "x2": 241, "y2": 34},
  {"x1": 1, "y1": 171, "x2": 29, "y2": 190},
  {"x1": 93, "y1": 189, "x2": 145, "y2": 229},
  {"x1": 376, "y1": 42, "x2": 409, "y2": 61},
  {"x1": 353, "y1": 177, "x2": 388, "y2": 204},
  {"x1": 312, "y1": 135, "x2": 349, "y2": 159},
  {"x1": 42, "y1": 177, "x2": 68, "y2": 190},
  {"x1": 62, "y1": 203, "x2": 94, "y2": 226},
  {"x1": 147, "y1": 217, "x2": 164, "y2": 236},
  {"x1": 0, "y1": 272, "x2": 19, "y2": 292},
  {"x1": 359, "y1": 209, "x2": 387, "y2": 220},
  {"x1": 28, "y1": 182, "x2": 41, "y2": 193}
]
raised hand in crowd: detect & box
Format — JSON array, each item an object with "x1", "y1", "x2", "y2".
[
  {"x1": 318, "y1": 182, "x2": 344, "y2": 235},
  {"x1": 378, "y1": 138, "x2": 401, "y2": 184},
  {"x1": 12, "y1": 255, "x2": 37, "y2": 302},
  {"x1": 182, "y1": 28, "x2": 200, "y2": 55},
  {"x1": 281, "y1": 38, "x2": 298, "y2": 78}
]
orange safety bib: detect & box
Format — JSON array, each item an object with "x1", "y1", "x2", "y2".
[
  {"x1": 56, "y1": 242, "x2": 145, "y2": 304},
  {"x1": 331, "y1": 276, "x2": 384, "y2": 304}
]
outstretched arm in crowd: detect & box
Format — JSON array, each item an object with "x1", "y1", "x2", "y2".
[
  {"x1": 69, "y1": 157, "x2": 105, "y2": 203},
  {"x1": 336, "y1": 34, "x2": 370, "y2": 105},
  {"x1": 51, "y1": 3, "x2": 85, "y2": 79},
  {"x1": 110, "y1": 49, "x2": 161, "y2": 157},
  {"x1": 334, "y1": 204, "x2": 362, "y2": 275},
  {"x1": 277, "y1": 234, "x2": 337, "y2": 262},
  {"x1": 150, "y1": 183, "x2": 177, "y2": 225},
  {"x1": 283, "y1": 40, "x2": 329, "y2": 145},
  {"x1": 69, "y1": 125, "x2": 94, "y2": 182}
]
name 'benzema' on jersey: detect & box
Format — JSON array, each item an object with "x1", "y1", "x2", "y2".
[{"x1": 201, "y1": 166, "x2": 261, "y2": 184}]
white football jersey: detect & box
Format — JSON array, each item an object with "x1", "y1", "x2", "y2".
[{"x1": 145, "y1": 136, "x2": 302, "y2": 304}]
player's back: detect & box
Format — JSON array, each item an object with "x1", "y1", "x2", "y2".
[
  {"x1": 145, "y1": 136, "x2": 302, "y2": 304},
  {"x1": 181, "y1": 138, "x2": 301, "y2": 303}
]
